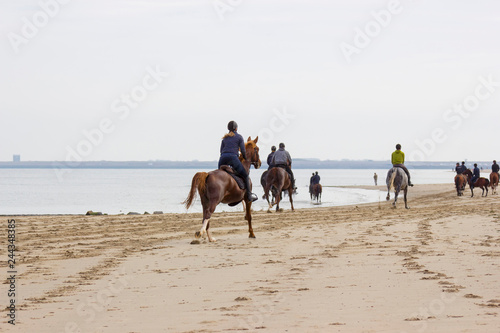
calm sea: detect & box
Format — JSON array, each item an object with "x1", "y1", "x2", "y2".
[{"x1": 0, "y1": 168, "x2": 456, "y2": 215}]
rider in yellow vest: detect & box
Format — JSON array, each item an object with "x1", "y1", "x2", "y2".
[{"x1": 391, "y1": 144, "x2": 413, "y2": 186}]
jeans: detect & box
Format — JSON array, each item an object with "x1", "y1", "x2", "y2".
[{"x1": 218, "y1": 154, "x2": 248, "y2": 178}]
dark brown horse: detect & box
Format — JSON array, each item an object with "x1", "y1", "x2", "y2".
[
  {"x1": 490, "y1": 172, "x2": 499, "y2": 195},
  {"x1": 264, "y1": 166, "x2": 295, "y2": 212},
  {"x1": 183, "y1": 137, "x2": 261, "y2": 242},
  {"x1": 463, "y1": 169, "x2": 489, "y2": 197},
  {"x1": 454, "y1": 173, "x2": 467, "y2": 196},
  {"x1": 311, "y1": 184, "x2": 322, "y2": 203}
]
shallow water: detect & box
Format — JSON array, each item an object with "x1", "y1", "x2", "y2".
[{"x1": 0, "y1": 168, "x2": 456, "y2": 215}]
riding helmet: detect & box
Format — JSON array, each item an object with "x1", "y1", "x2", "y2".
[{"x1": 227, "y1": 121, "x2": 238, "y2": 132}]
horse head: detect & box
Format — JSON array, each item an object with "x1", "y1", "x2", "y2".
[
  {"x1": 463, "y1": 169, "x2": 473, "y2": 184},
  {"x1": 240, "y1": 136, "x2": 261, "y2": 169}
]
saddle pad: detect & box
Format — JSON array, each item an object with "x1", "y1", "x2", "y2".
[{"x1": 220, "y1": 165, "x2": 245, "y2": 190}]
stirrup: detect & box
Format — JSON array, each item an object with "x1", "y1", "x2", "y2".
[{"x1": 247, "y1": 193, "x2": 258, "y2": 202}]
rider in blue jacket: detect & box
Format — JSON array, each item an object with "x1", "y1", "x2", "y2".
[
  {"x1": 218, "y1": 121, "x2": 258, "y2": 202},
  {"x1": 471, "y1": 163, "x2": 480, "y2": 188}
]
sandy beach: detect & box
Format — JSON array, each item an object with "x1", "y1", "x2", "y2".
[{"x1": 2, "y1": 183, "x2": 500, "y2": 332}]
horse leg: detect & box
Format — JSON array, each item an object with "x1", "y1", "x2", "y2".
[
  {"x1": 196, "y1": 198, "x2": 218, "y2": 242},
  {"x1": 393, "y1": 187, "x2": 400, "y2": 207},
  {"x1": 288, "y1": 187, "x2": 295, "y2": 212},
  {"x1": 275, "y1": 186, "x2": 282, "y2": 212},
  {"x1": 245, "y1": 200, "x2": 255, "y2": 238},
  {"x1": 264, "y1": 184, "x2": 274, "y2": 212},
  {"x1": 404, "y1": 187, "x2": 409, "y2": 209}
]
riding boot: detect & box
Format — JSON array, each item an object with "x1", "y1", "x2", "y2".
[{"x1": 244, "y1": 177, "x2": 258, "y2": 202}]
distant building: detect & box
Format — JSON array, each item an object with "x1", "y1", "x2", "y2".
[{"x1": 13, "y1": 155, "x2": 20, "y2": 162}]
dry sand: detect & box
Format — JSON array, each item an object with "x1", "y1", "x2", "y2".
[{"x1": 1, "y1": 184, "x2": 500, "y2": 332}]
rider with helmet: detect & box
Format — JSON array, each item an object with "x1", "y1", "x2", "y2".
[
  {"x1": 471, "y1": 163, "x2": 480, "y2": 188},
  {"x1": 271, "y1": 142, "x2": 296, "y2": 190},
  {"x1": 219, "y1": 121, "x2": 258, "y2": 202},
  {"x1": 267, "y1": 146, "x2": 276, "y2": 169},
  {"x1": 492, "y1": 160, "x2": 499, "y2": 174},
  {"x1": 391, "y1": 144, "x2": 413, "y2": 187}
]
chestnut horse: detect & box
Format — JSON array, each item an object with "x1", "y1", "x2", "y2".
[
  {"x1": 264, "y1": 167, "x2": 295, "y2": 212},
  {"x1": 183, "y1": 137, "x2": 261, "y2": 242},
  {"x1": 490, "y1": 172, "x2": 499, "y2": 195},
  {"x1": 463, "y1": 169, "x2": 489, "y2": 197},
  {"x1": 454, "y1": 173, "x2": 467, "y2": 196},
  {"x1": 311, "y1": 184, "x2": 322, "y2": 203}
]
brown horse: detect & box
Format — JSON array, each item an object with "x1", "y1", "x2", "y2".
[
  {"x1": 264, "y1": 166, "x2": 295, "y2": 212},
  {"x1": 454, "y1": 174, "x2": 467, "y2": 196},
  {"x1": 183, "y1": 137, "x2": 261, "y2": 242},
  {"x1": 473, "y1": 177, "x2": 490, "y2": 197},
  {"x1": 490, "y1": 172, "x2": 499, "y2": 195},
  {"x1": 463, "y1": 169, "x2": 489, "y2": 197},
  {"x1": 311, "y1": 184, "x2": 322, "y2": 203}
]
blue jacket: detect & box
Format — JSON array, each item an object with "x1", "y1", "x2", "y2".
[
  {"x1": 473, "y1": 167, "x2": 480, "y2": 178},
  {"x1": 267, "y1": 152, "x2": 275, "y2": 166},
  {"x1": 220, "y1": 132, "x2": 246, "y2": 158}
]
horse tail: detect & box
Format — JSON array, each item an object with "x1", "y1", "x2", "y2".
[
  {"x1": 183, "y1": 172, "x2": 209, "y2": 209},
  {"x1": 485, "y1": 178, "x2": 490, "y2": 186},
  {"x1": 389, "y1": 168, "x2": 397, "y2": 191}
]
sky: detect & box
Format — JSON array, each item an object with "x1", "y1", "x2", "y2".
[{"x1": 1, "y1": 0, "x2": 500, "y2": 163}]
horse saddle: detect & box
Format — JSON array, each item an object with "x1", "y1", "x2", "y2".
[{"x1": 220, "y1": 165, "x2": 246, "y2": 190}]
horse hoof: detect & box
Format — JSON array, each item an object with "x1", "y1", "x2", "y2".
[
  {"x1": 195, "y1": 231, "x2": 201, "y2": 239},
  {"x1": 249, "y1": 234, "x2": 256, "y2": 239}
]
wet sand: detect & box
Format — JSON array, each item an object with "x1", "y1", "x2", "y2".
[{"x1": 1, "y1": 183, "x2": 500, "y2": 332}]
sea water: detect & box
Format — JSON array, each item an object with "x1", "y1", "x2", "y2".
[{"x1": 0, "y1": 168, "x2": 456, "y2": 215}]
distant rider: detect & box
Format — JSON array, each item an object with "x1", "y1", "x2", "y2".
[
  {"x1": 391, "y1": 144, "x2": 413, "y2": 186},
  {"x1": 471, "y1": 163, "x2": 480, "y2": 188},
  {"x1": 267, "y1": 146, "x2": 276, "y2": 169},
  {"x1": 312, "y1": 171, "x2": 320, "y2": 185},
  {"x1": 492, "y1": 160, "x2": 499, "y2": 174},
  {"x1": 271, "y1": 143, "x2": 296, "y2": 190},
  {"x1": 218, "y1": 121, "x2": 258, "y2": 202}
]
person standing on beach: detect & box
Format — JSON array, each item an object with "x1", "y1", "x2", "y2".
[
  {"x1": 272, "y1": 142, "x2": 296, "y2": 190},
  {"x1": 219, "y1": 121, "x2": 258, "y2": 202},
  {"x1": 492, "y1": 160, "x2": 499, "y2": 174},
  {"x1": 267, "y1": 146, "x2": 276, "y2": 169},
  {"x1": 391, "y1": 144, "x2": 413, "y2": 186},
  {"x1": 373, "y1": 172, "x2": 378, "y2": 185}
]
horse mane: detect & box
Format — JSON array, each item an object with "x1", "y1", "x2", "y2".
[{"x1": 239, "y1": 140, "x2": 256, "y2": 161}]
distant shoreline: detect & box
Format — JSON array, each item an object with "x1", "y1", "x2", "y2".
[{"x1": 0, "y1": 159, "x2": 492, "y2": 169}]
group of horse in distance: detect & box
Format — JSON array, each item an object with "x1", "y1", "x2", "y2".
[{"x1": 455, "y1": 169, "x2": 499, "y2": 197}]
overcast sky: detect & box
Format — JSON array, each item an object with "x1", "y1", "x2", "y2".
[{"x1": 1, "y1": 0, "x2": 499, "y2": 163}]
